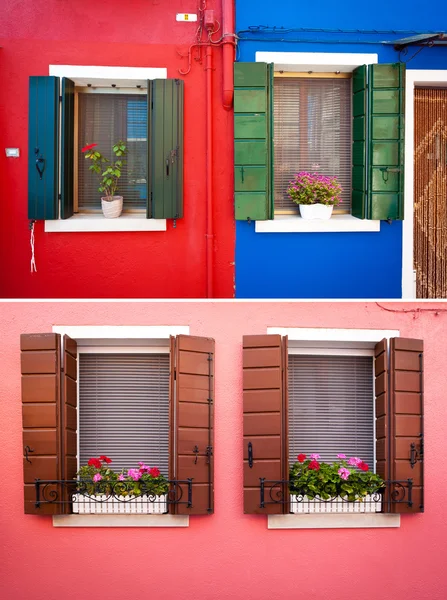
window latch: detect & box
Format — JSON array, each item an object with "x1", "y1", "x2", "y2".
[
  {"x1": 34, "y1": 148, "x2": 45, "y2": 180},
  {"x1": 248, "y1": 442, "x2": 253, "y2": 468},
  {"x1": 193, "y1": 445, "x2": 199, "y2": 464},
  {"x1": 25, "y1": 445, "x2": 35, "y2": 464}
]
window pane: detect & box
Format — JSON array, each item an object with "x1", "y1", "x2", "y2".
[
  {"x1": 79, "y1": 353, "x2": 169, "y2": 476},
  {"x1": 274, "y1": 77, "x2": 352, "y2": 212},
  {"x1": 288, "y1": 355, "x2": 374, "y2": 469},
  {"x1": 78, "y1": 93, "x2": 147, "y2": 211}
]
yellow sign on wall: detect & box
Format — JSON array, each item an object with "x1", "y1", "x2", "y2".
[{"x1": 176, "y1": 14, "x2": 198, "y2": 22}]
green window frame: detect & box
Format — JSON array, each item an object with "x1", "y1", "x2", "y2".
[
  {"x1": 28, "y1": 76, "x2": 184, "y2": 221},
  {"x1": 234, "y1": 62, "x2": 405, "y2": 222}
]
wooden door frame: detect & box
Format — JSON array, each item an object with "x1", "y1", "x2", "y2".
[{"x1": 402, "y1": 69, "x2": 447, "y2": 299}]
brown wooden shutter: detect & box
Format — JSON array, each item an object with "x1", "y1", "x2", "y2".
[
  {"x1": 243, "y1": 335, "x2": 288, "y2": 514},
  {"x1": 169, "y1": 335, "x2": 215, "y2": 515},
  {"x1": 375, "y1": 337, "x2": 424, "y2": 514},
  {"x1": 21, "y1": 333, "x2": 78, "y2": 515},
  {"x1": 390, "y1": 338, "x2": 424, "y2": 513}
]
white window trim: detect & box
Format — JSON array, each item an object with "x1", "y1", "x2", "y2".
[
  {"x1": 254, "y1": 51, "x2": 380, "y2": 233},
  {"x1": 266, "y1": 326, "x2": 401, "y2": 529},
  {"x1": 51, "y1": 324, "x2": 189, "y2": 528},
  {"x1": 402, "y1": 69, "x2": 447, "y2": 299},
  {"x1": 46, "y1": 65, "x2": 168, "y2": 233}
]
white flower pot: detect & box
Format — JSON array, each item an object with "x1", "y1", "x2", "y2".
[
  {"x1": 101, "y1": 195, "x2": 123, "y2": 218},
  {"x1": 290, "y1": 494, "x2": 382, "y2": 514},
  {"x1": 72, "y1": 493, "x2": 168, "y2": 514},
  {"x1": 299, "y1": 204, "x2": 333, "y2": 220}
]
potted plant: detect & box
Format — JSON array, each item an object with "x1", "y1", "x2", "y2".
[
  {"x1": 289, "y1": 453, "x2": 384, "y2": 514},
  {"x1": 74, "y1": 455, "x2": 169, "y2": 514},
  {"x1": 82, "y1": 141, "x2": 128, "y2": 218},
  {"x1": 286, "y1": 172, "x2": 342, "y2": 220}
]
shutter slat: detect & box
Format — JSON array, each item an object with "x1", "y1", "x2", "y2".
[
  {"x1": 28, "y1": 76, "x2": 59, "y2": 220},
  {"x1": 234, "y1": 62, "x2": 274, "y2": 221},
  {"x1": 61, "y1": 78, "x2": 75, "y2": 219},
  {"x1": 274, "y1": 77, "x2": 352, "y2": 213},
  {"x1": 148, "y1": 79, "x2": 184, "y2": 219},
  {"x1": 79, "y1": 353, "x2": 169, "y2": 475}
]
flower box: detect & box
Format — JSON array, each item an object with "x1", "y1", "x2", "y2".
[
  {"x1": 72, "y1": 493, "x2": 168, "y2": 514},
  {"x1": 290, "y1": 494, "x2": 382, "y2": 514}
]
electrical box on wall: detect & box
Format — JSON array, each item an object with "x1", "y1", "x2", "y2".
[{"x1": 204, "y1": 10, "x2": 215, "y2": 29}]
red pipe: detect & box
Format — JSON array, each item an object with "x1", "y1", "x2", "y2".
[
  {"x1": 222, "y1": 0, "x2": 235, "y2": 110},
  {"x1": 205, "y1": 43, "x2": 214, "y2": 298}
]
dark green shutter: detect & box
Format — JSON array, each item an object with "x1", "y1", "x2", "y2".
[
  {"x1": 61, "y1": 78, "x2": 75, "y2": 219},
  {"x1": 368, "y1": 63, "x2": 405, "y2": 220},
  {"x1": 234, "y1": 63, "x2": 274, "y2": 221},
  {"x1": 148, "y1": 79, "x2": 184, "y2": 219},
  {"x1": 352, "y1": 63, "x2": 405, "y2": 220},
  {"x1": 352, "y1": 66, "x2": 367, "y2": 219},
  {"x1": 28, "y1": 76, "x2": 60, "y2": 220}
]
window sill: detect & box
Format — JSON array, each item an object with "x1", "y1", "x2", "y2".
[
  {"x1": 44, "y1": 214, "x2": 167, "y2": 233},
  {"x1": 255, "y1": 214, "x2": 381, "y2": 234},
  {"x1": 53, "y1": 515, "x2": 189, "y2": 527},
  {"x1": 268, "y1": 514, "x2": 400, "y2": 529}
]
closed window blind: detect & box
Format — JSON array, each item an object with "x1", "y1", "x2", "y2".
[
  {"x1": 79, "y1": 353, "x2": 169, "y2": 476},
  {"x1": 274, "y1": 77, "x2": 352, "y2": 212},
  {"x1": 288, "y1": 354, "x2": 374, "y2": 468},
  {"x1": 78, "y1": 93, "x2": 147, "y2": 211}
]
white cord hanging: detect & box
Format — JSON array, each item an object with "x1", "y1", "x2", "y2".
[{"x1": 30, "y1": 220, "x2": 37, "y2": 273}]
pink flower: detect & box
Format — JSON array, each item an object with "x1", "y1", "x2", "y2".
[
  {"x1": 338, "y1": 467, "x2": 350, "y2": 480},
  {"x1": 127, "y1": 469, "x2": 141, "y2": 481},
  {"x1": 348, "y1": 457, "x2": 361, "y2": 466},
  {"x1": 93, "y1": 473, "x2": 102, "y2": 482},
  {"x1": 118, "y1": 474, "x2": 125, "y2": 481},
  {"x1": 337, "y1": 453, "x2": 346, "y2": 459},
  {"x1": 310, "y1": 453, "x2": 320, "y2": 460}
]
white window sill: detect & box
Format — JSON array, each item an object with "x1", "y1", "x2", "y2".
[
  {"x1": 255, "y1": 214, "x2": 381, "y2": 234},
  {"x1": 45, "y1": 214, "x2": 167, "y2": 233},
  {"x1": 268, "y1": 514, "x2": 400, "y2": 529},
  {"x1": 53, "y1": 515, "x2": 189, "y2": 527}
]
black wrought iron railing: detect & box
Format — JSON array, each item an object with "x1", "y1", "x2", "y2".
[
  {"x1": 259, "y1": 478, "x2": 414, "y2": 512},
  {"x1": 33, "y1": 479, "x2": 193, "y2": 514}
]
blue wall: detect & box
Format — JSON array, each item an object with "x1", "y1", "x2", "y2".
[{"x1": 234, "y1": 0, "x2": 447, "y2": 298}]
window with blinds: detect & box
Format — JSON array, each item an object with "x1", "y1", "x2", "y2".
[
  {"x1": 274, "y1": 77, "x2": 352, "y2": 213},
  {"x1": 288, "y1": 354, "x2": 374, "y2": 468},
  {"x1": 79, "y1": 353, "x2": 169, "y2": 475},
  {"x1": 78, "y1": 93, "x2": 147, "y2": 211}
]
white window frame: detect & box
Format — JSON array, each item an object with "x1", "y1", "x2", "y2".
[
  {"x1": 266, "y1": 326, "x2": 401, "y2": 529},
  {"x1": 45, "y1": 65, "x2": 168, "y2": 233},
  {"x1": 254, "y1": 52, "x2": 381, "y2": 234},
  {"x1": 402, "y1": 69, "x2": 447, "y2": 299},
  {"x1": 51, "y1": 324, "x2": 189, "y2": 527}
]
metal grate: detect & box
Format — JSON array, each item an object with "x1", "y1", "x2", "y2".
[
  {"x1": 78, "y1": 93, "x2": 148, "y2": 211},
  {"x1": 288, "y1": 354, "x2": 374, "y2": 468},
  {"x1": 79, "y1": 353, "x2": 169, "y2": 475},
  {"x1": 274, "y1": 77, "x2": 352, "y2": 212}
]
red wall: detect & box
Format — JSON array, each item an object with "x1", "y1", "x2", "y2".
[{"x1": 0, "y1": 1, "x2": 234, "y2": 298}]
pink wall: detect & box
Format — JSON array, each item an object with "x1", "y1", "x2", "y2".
[
  {"x1": 1, "y1": 301, "x2": 447, "y2": 599},
  {"x1": 0, "y1": 1, "x2": 234, "y2": 298}
]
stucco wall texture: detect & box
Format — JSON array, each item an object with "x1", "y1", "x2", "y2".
[
  {"x1": 0, "y1": 0, "x2": 234, "y2": 298},
  {"x1": 1, "y1": 301, "x2": 446, "y2": 599}
]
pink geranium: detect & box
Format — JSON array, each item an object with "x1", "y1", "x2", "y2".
[
  {"x1": 338, "y1": 467, "x2": 350, "y2": 480},
  {"x1": 93, "y1": 473, "x2": 102, "y2": 482}
]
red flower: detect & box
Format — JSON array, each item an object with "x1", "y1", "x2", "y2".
[
  {"x1": 87, "y1": 457, "x2": 102, "y2": 469},
  {"x1": 358, "y1": 461, "x2": 369, "y2": 472},
  {"x1": 297, "y1": 454, "x2": 306, "y2": 463},
  {"x1": 81, "y1": 143, "x2": 98, "y2": 153},
  {"x1": 149, "y1": 467, "x2": 160, "y2": 478},
  {"x1": 308, "y1": 460, "x2": 320, "y2": 471},
  {"x1": 99, "y1": 455, "x2": 112, "y2": 464}
]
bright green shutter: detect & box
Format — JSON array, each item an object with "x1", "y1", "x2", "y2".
[
  {"x1": 61, "y1": 78, "x2": 75, "y2": 219},
  {"x1": 148, "y1": 79, "x2": 184, "y2": 219},
  {"x1": 234, "y1": 63, "x2": 273, "y2": 221},
  {"x1": 367, "y1": 63, "x2": 405, "y2": 220},
  {"x1": 28, "y1": 76, "x2": 60, "y2": 220},
  {"x1": 352, "y1": 66, "x2": 367, "y2": 219}
]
